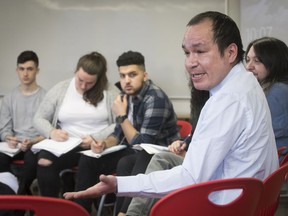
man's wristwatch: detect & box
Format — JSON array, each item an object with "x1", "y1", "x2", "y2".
[{"x1": 116, "y1": 115, "x2": 128, "y2": 124}]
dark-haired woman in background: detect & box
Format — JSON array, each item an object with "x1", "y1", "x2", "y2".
[{"x1": 245, "y1": 37, "x2": 288, "y2": 149}]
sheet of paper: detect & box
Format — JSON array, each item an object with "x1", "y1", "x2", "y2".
[
  {"x1": 0, "y1": 142, "x2": 21, "y2": 157},
  {"x1": 133, "y1": 143, "x2": 169, "y2": 154},
  {"x1": 31, "y1": 137, "x2": 82, "y2": 157},
  {"x1": 80, "y1": 145, "x2": 127, "y2": 158}
]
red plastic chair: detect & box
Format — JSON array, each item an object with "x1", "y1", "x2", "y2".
[
  {"x1": 278, "y1": 146, "x2": 288, "y2": 165},
  {"x1": 277, "y1": 146, "x2": 287, "y2": 158},
  {"x1": 0, "y1": 195, "x2": 89, "y2": 216},
  {"x1": 11, "y1": 159, "x2": 24, "y2": 165},
  {"x1": 177, "y1": 120, "x2": 192, "y2": 139},
  {"x1": 257, "y1": 163, "x2": 288, "y2": 216},
  {"x1": 280, "y1": 152, "x2": 288, "y2": 167},
  {"x1": 10, "y1": 159, "x2": 24, "y2": 178},
  {"x1": 150, "y1": 178, "x2": 263, "y2": 216}
]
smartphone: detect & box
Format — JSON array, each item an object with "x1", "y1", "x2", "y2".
[{"x1": 115, "y1": 81, "x2": 122, "y2": 91}]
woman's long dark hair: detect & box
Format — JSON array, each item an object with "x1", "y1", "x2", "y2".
[
  {"x1": 76, "y1": 52, "x2": 108, "y2": 106},
  {"x1": 245, "y1": 37, "x2": 288, "y2": 93},
  {"x1": 189, "y1": 81, "x2": 210, "y2": 134}
]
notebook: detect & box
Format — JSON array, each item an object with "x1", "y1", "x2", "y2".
[
  {"x1": 80, "y1": 145, "x2": 127, "y2": 158},
  {"x1": 31, "y1": 137, "x2": 82, "y2": 157},
  {"x1": 133, "y1": 143, "x2": 169, "y2": 154},
  {"x1": 0, "y1": 142, "x2": 21, "y2": 157}
]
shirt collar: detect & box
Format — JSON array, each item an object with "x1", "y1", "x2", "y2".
[{"x1": 209, "y1": 63, "x2": 244, "y2": 96}]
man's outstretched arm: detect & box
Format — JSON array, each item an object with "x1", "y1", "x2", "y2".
[{"x1": 63, "y1": 174, "x2": 117, "y2": 199}]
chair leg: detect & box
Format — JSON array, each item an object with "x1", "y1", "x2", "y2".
[
  {"x1": 59, "y1": 168, "x2": 76, "y2": 197},
  {"x1": 96, "y1": 194, "x2": 106, "y2": 216},
  {"x1": 97, "y1": 194, "x2": 116, "y2": 216},
  {"x1": 112, "y1": 197, "x2": 117, "y2": 216}
]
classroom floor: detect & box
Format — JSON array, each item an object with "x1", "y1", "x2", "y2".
[
  {"x1": 276, "y1": 195, "x2": 288, "y2": 215},
  {"x1": 275, "y1": 182, "x2": 288, "y2": 216}
]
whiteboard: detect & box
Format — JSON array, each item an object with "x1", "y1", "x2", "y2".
[
  {"x1": 0, "y1": 0, "x2": 225, "y2": 97},
  {"x1": 240, "y1": 0, "x2": 288, "y2": 49}
]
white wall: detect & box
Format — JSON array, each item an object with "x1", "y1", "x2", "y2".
[
  {"x1": 0, "y1": 0, "x2": 241, "y2": 118},
  {"x1": 240, "y1": 0, "x2": 288, "y2": 49}
]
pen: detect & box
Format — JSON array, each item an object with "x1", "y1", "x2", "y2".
[
  {"x1": 182, "y1": 134, "x2": 191, "y2": 145},
  {"x1": 56, "y1": 121, "x2": 62, "y2": 129},
  {"x1": 177, "y1": 134, "x2": 191, "y2": 152},
  {"x1": 177, "y1": 134, "x2": 191, "y2": 153},
  {"x1": 90, "y1": 136, "x2": 107, "y2": 154},
  {"x1": 90, "y1": 135, "x2": 97, "y2": 144}
]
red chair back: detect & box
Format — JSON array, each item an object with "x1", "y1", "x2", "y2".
[
  {"x1": 280, "y1": 152, "x2": 288, "y2": 166},
  {"x1": 150, "y1": 178, "x2": 263, "y2": 216},
  {"x1": 177, "y1": 120, "x2": 192, "y2": 139},
  {"x1": 277, "y1": 146, "x2": 287, "y2": 157},
  {"x1": 0, "y1": 195, "x2": 89, "y2": 216},
  {"x1": 257, "y1": 163, "x2": 288, "y2": 216}
]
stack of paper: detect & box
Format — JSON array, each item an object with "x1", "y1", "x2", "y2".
[
  {"x1": 80, "y1": 145, "x2": 127, "y2": 158},
  {"x1": 0, "y1": 142, "x2": 21, "y2": 157},
  {"x1": 133, "y1": 143, "x2": 169, "y2": 154},
  {"x1": 31, "y1": 137, "x2": 82, "y2": 157}
]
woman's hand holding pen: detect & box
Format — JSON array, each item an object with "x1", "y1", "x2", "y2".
[
  {"x1": 168, "y1": 140, "x2": 187, "y2": 157},
  {"x1": 50, "y1": 129, "x2": 69, "y2": 142},
  {"x1": 6, "y1": 136, "x2": 40, "y2": 151},
  {"x1": 20, "y1": 139, "x2": 34, "y2": 152},
  {"x1": 91, "y1": 139, "x2": 106, "y2": 154},
  {"x1": 5, "y1": 135, "x2": 20, "y2": 148}
]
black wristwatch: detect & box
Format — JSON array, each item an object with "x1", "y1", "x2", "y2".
[{"x1": 116, "y1": 115, "x2": 128, "y2": 124}]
